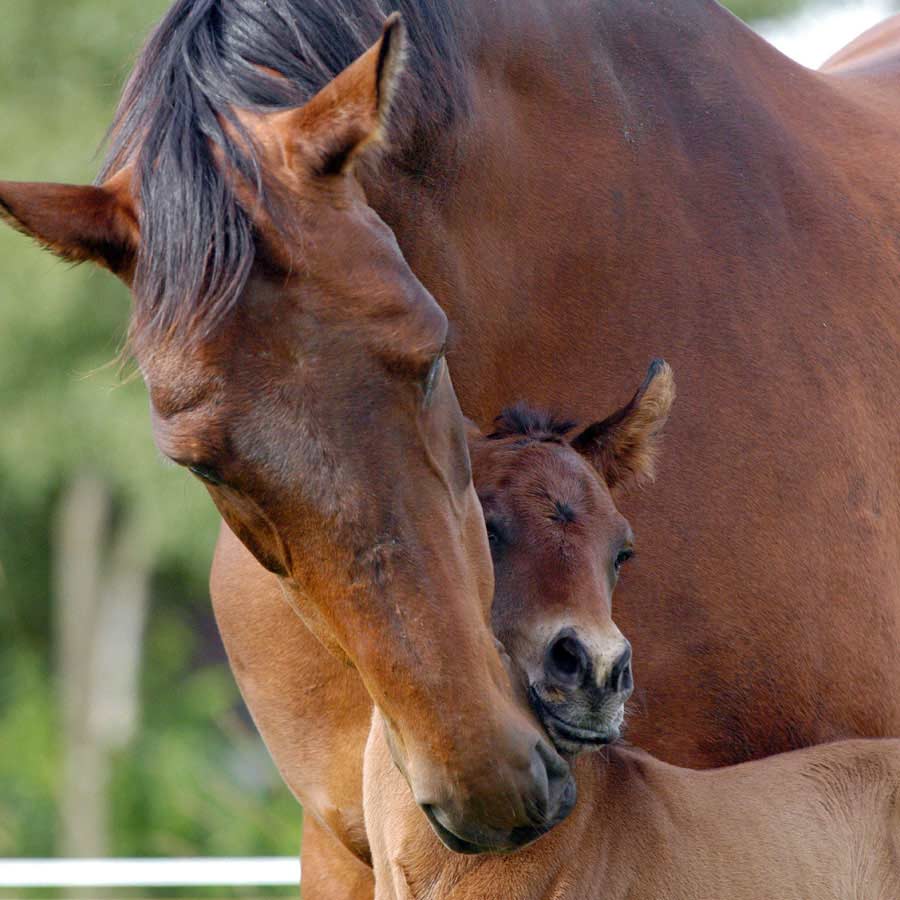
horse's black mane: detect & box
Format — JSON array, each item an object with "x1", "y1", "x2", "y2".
[
  {"x1": 488, "y1": 404, "x2": 577, "y2": 444},
  {"x1": 98, "y1": 0, "x2": 470, "y2": 341}
]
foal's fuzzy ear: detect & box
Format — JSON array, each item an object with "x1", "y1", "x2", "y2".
[
  {"x1": 268, "y1": 13, "x2": 407, "y2": 176},
  {"x1": 0, "y1": 171, "x2": 137, "y2": 277},
  {"x1": 571, "y1": 360, "x2": 675, "y2": 490}
]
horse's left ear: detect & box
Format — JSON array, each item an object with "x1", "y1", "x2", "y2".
[
  {"x1": 571, "y1": 360, "x2": 675, "y2": 490},
  {"x1": 267, "y1": 13, "x2": 407, "y2": 176},
  {"x1": 0, "y1": 169, "x2": 137, "y2": 277}
]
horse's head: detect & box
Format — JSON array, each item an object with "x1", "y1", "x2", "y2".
[
  {"x1": 0, "y1": 16, "x2": 574, "y2": 852},
  {"x1": 470, "y1": 361, "x2": 675, "y2": 756}
]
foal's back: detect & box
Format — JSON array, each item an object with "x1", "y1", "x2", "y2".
[
  {"x1": 623, "y1": 739, "x2": 900, "y2": 900},
  {"x1": 822, "y1": 12, "x2": 900, "y2": 78}
]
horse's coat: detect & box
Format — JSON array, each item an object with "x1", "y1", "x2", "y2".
[
  {"x1": 212, "y1": 0, "x2": 900, "y2": 773},
  {"x1": 3, "y1": 0, "x2": 900, "y2": 882}
]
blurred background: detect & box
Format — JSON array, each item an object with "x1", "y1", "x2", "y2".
[{"x1": 0, "y1": 1, "x2": 896, "y2": 897}]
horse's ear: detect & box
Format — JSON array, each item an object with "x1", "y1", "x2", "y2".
[
  {"x1": 268, "y1": 13, "x2": 407, "y2": 176},
  {"x1": 0, "y1": 173, "x2": 137, "y2": 277},
  {"x1": 571, "y1": 360, "x2": 675, "y2": 490}
]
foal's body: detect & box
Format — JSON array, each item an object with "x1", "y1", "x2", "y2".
[
  {"x1": 366, "y1": 730, "x2": 900, "y2": 900},
  {"x1": 366, "y1": 383, "x2": 900, "y2": 900},
  {"x1": 822, "y1": 13, "x2": 900, "y2": 77}
]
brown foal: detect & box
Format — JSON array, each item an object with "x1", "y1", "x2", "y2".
[
  {"x1": 365, "y1": 364, "x2": 900, "y2": 900},
  {"x1": 368, "y1": 731, "x2": 900, "y2": 900}
]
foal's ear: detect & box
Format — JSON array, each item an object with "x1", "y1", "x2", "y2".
[
  {"x1": 0, "y1": 172, "x2": 137, "y2": 277},
  {"x1": 571, "y1": 360, "x2": 675, "y2": 490},
  {"x1": 270, "y1": 13, "x2": 407, "y2": 176}
]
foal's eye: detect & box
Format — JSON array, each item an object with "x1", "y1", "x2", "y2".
[
  {"x1": 188, "y1": 463, "x2": 223, "y2": 486},
  {"x1": 614, "y1": 547, "x2": 634, "y2": 572},
  {"x1": 422, "y1": 351, "x2": 445, "y2": 404}
]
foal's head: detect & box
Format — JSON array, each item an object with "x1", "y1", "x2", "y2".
[{"x1": 470, "y1": 361, "x2": 675, "y2": 756}]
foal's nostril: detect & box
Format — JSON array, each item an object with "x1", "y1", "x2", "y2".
[
  {"x1": 550, "y1": 638, "x2": 581, "y2": 678},
  {"x1": 608, "y1": 643, "x2": 633, "y2": 694},
  {"x1": 545, "y1": 630, "x2": 591, "y2": 689}
]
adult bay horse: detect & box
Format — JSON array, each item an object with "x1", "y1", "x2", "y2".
[
  {"x1": 210, "y1": 4, "x2": 900, "y2": 890},
  {"x1": 3, "y1": 0, "x2": 900, "y2": 872}
]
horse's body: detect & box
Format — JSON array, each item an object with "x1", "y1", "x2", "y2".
[
  {"x1": 367, "y1": 731, "x2": 900, "y2": 900},
  {"x1": 199, "y1": 3, "x2": 900, "y2": 892},
  {"x1": 209, "y1": 526, "x2": 375, "y2": 893},
  {"x1": 213, "y1": 0, "x2": 900, "y2": 771},
  {"x1": 4, "y1": 0, "x2": 900, "y2": 888}
]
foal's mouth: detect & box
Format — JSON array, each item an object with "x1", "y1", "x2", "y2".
[{"x1": 528, "y1": 687, "x2": 622, "y2": 755}]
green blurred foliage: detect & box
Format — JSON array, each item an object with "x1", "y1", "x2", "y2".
[
  {"x1": 724, "y1": 0, "x2": 804, "y2": 19},
  {"x1": 0, "y1": 0, "x2": 300, "y2": 885}
]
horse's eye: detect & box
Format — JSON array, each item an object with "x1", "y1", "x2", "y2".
[
  {"x1": 485, "y1": 520, "x2": 505, "y2": 553},
  {"x1": 422, "y1": 352, "x2": 445, "y2": 404},
  {"x1": 614, "y1": 547, "x2": 634, "y2": 572},
  {"x1": 188, "y1": 463, "x2": 223, "y2": 486}
]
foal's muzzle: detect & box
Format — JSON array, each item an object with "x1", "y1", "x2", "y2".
[{"x1": 532, "y1": 628, "x2": 633, "y2": 755}]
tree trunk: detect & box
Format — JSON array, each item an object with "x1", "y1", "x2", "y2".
[{"x1": 54, "y1": 474, "x2": 150, "y2": 863}]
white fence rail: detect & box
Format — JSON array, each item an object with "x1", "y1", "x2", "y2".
[
  {"x1": 757, "y1": 0, "x2": 897, "y2": 69},
  {"x1": 0, "y1": 857, "x2": 300, "y2": 888}
]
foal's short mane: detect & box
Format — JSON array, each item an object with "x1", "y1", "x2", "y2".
[
  {"x1": 488, "y1": 404, "x2": 577, "y2": 444},
  {"x1": 98, "y1": 0, "x2": 470, "y2": 342}
]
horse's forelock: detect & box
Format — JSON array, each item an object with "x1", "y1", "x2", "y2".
[
  {"x1": 98, "y1": 0, "x2": 471, "y2": 343},
  {"x1": 488, "y1": 404, "x2": 577, "y2": 444}
]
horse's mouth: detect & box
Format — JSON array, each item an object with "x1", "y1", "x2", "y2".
[
  {"x1": 421, "y1": 804, "x2": 562, "y2": 856},
  {"x1": 529, "y1": 688, "x2": 621, "y2": 755},
  {"x1": 421, "y1": 806, "x2": 491, "y2": 855}
]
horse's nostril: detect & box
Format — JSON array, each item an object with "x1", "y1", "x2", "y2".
[
  {"x1": 545, "y1": 631, "x2": 590, "y2": 688},
  {"x1": 608, "y1": 643, "x2": 633, "y2": 694}
]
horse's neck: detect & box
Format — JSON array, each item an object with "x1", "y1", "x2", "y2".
[{"x1": 363, "y1": 0, "x2": 823, "y2": 418}]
